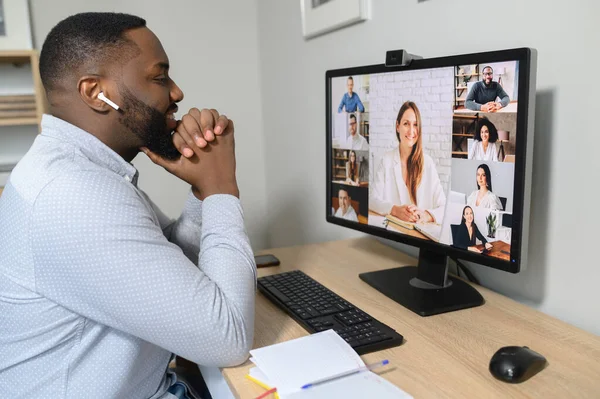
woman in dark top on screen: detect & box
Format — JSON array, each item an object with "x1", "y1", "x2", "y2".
[{"x1": 454, "y1": 206, "x2": 493, "y2": 253}]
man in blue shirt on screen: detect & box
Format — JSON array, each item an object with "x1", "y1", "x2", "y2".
[{"x1": 338, "y1": 76, "x2": 365, "y2": 113}]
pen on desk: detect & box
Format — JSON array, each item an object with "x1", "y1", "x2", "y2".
[
  {"x1": 253, "y1": 387, "x2": 277, "y2": 399},
  {"x1": 301, "y1": 359, "x2": 390, "y2": 390}
]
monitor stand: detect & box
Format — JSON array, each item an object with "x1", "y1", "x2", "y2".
[{"x1": 359, "y1": 248, "x2": 484, "y2": 316}]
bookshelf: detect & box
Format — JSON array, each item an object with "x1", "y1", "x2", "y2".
[
  {"x1": 332, "y1": 151, "x2": 348, "y2": 180},
  {"x1": 454, "y1": 64, "x2": 479, "y2": 109},
  {"x1": 0, "y1": 50, "x2": 47, "y2": 127},
  {"x1": 452, "y1": 114, "x2": 478, "y2": 158},
  {"x1": 0, "y1": 50, "x2": 47, "y2": 190}
]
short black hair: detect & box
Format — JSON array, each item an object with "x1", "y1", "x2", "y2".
[
  {"x1": 349, "y1": 113, "x2": 357, "y2": 122},
  {"x1": 474, "y1": 117, "x2": 498, "y2": 143},
  {"x1": 347, "y1": 76, "x2": 353, "y2": 81},
  {"x1": 40, "y1": 12, "x2": 146, "y2": 93},
  {"x1": 482, "y1": 65, "x2": 493, "y2": 73},
  {"x1": 476, "y1": 163, "x2": 493, "y2": 192}
]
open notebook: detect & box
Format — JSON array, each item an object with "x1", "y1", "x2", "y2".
[
  {"x1": 385, "y1": 214, "x2": 442, "y2": 242},
  {"x1": 247, "y1": 330, "x2": 412, "y2": 398}
]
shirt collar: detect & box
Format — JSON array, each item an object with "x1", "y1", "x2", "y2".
[{"x1": 40, "y1": 114, "x2": 139, "y2": 186}]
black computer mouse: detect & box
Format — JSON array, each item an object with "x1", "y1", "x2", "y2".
[{"x1": 489, "y1": 346, "x2": 547, "y2": 383}]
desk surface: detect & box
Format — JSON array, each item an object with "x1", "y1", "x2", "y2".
[
  {"x1": 476, "y1": 240, "x2": 511, "y2": 261},
  {"x1": 222, "y1": 238, "x2": 600, "y2": 398}
]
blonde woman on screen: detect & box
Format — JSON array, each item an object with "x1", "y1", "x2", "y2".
[{"x1": 370, "y1": 101, "x2": 446, "y2": 223}]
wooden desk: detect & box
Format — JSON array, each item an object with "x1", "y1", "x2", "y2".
[
  {"x1": 332, "y1": 179, "x2": 368, "y2": 188},
  {"x1": 222, "y1": 238, "x2": 600, "y2": 398},
  {"x1": 476, "y1": 240, "x2": 511, "y2": 261}
]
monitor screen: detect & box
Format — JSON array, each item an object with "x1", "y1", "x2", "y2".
[{"x1": 327, "y1": 48, "x2": 535, "y2": 273}]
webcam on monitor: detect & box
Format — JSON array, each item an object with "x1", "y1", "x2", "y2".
[{"x1": 385, "y1": 49, "x2": 423, "y2": 67}]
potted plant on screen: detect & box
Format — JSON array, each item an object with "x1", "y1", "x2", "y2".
[{"x1": 486, "y1": 212, "x2": 497, "y2": 239}]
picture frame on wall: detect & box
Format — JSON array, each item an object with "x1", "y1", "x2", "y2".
[
  {"x1": 300, "y1": 0, "x2": 370, "y2": 40},
  {"x1": 0, "y1": 0, "x2": 33, "y2": 50}
]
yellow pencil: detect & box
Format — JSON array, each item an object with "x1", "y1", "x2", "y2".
[{"x1": 245, "y1": 374, "x2": 280, "y2": 399}]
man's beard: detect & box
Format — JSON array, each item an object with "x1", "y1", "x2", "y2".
[{"x1": 118, "y1": 87, "x2": 181, "y2": 160}]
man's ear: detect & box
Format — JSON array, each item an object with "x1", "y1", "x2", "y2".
[{"x1": 78, "y1": 76, "x2": 116, "y2": 112}]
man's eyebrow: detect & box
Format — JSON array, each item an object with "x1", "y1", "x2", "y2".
[{"x1": 152, "y1": 62, "x2": 170, "y2": 71}]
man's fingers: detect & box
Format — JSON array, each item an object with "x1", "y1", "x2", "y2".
[
  {"x1": 172, "y1": 131, "x2": 195, "y2": 158},
  {"x1": 224, "y1": 118, "x2": 234, "y2": 135},
  {"x1": 200, "y1": 108, "x2": 217, "y2": 141},
  {"x1": 213, "y1": 111, "x2": 229, "y2": 136},
  {"x1": 181, "y1": 113, "x2": 208, "y2": 148}
]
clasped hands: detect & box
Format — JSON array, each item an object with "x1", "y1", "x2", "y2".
[
  {"x1": 391, "y1": 204, "x2": 434, "y2": 224},
  {"x1": 480, "y1": 101, "x2": 502, "y2": 113},
  {"x1": 141, "y1": 108, "x2": 239, "y2": 201}
]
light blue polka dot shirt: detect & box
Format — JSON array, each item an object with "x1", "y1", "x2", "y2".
[{"x1": 0, "y1": 115, "x2": 257, "y2": 398}]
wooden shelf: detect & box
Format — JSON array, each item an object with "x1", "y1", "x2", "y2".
[
  {"x1": 334, "y1": 166, "x2": 345, "y2": 169},
  {"x1": 0, "y1": 50, "x2": 36, "y2": 64},
  {"x1": 452, "y1": 133, "x2": 473, "y2": 137},
  {"x1": 0, "y1": 117, "x2": 39, "y2": 126},
  {"x1": 334, "y1": 157, "x2": 348, "y2": 160},
  {"x1": 453, "y1": 114, "x2": 478, "y2": 119},
  {"x1": 455, "y1": 73, "x2": 479, "y2": 77},
  {"x1": 452, "y1": 151, "x2": 468, "y2": 155}
]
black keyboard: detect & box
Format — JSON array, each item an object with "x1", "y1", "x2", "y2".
[{"x1": 257, "y1": 270, "x2": 404, "y2": 355}]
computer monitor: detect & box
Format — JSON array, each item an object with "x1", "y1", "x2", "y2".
[{"x1": 326, "y1": 48, "x2": 537, "y2": 316}]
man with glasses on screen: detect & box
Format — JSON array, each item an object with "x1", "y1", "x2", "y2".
[
  {"x1": 344, "y1": 113, "x2": 369, "y2": 150},
  {"x1": 465, "y1": 66, "x2": 510, "y2": 112}
]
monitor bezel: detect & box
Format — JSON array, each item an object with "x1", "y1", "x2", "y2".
[{"x1": 325, "y1": 47, "x2": 533, "y2": 273}]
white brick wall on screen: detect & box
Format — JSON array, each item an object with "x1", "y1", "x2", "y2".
[{"x1": 368, "y1": 68, "x2": 454, "y2": 197}]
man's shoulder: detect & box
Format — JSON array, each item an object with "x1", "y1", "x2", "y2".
[{"x1": 34, "y1": 169, "x2": 137, "y2": 213}]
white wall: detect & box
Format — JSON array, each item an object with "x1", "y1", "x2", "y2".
[
  {"x1": 29, "y1": 0, "x2": 268, "y2": 250},
  {"x1": 256, "y1": 0, "x2": 599, "y2": 334}
]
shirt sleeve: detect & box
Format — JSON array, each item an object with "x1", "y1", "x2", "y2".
[
  {"x1": 30, "y1": 172, "x2": 256, "y2": 367},
  {"x1": 370, "y1": 157, "x2": 395, "y2": 215},
  {"x1": 465, "y1": 84, "x2": 481, "y2": 111},
  {"x1": 469, "y1": 140, "x2": 477, "y2": 159},
  {"x1": 492, "y1": 142, "x2": 499, "y2": 162},
  {"x1": 475, "y1": 223, "x2": 488, "y2": 244},
  {"x1": 356, "y1": 94, "x2": 365, "y2": 112},
  {"x1": 497, "y1": 84, "x2": 510, "y2": 107},
  {"x1": 141, "y1": 190, "x2": 203, "y2": 264},
  {"x1": 424, "y1": 158, "x2": 447, "y2": 224},
  {"x1": 338, "y1": 94, "x2": 346, "y2": 112}
]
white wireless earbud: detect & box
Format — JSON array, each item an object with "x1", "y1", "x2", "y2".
[{"x1": 98, "y1": 92, "x2": 120, "y2": 111}]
